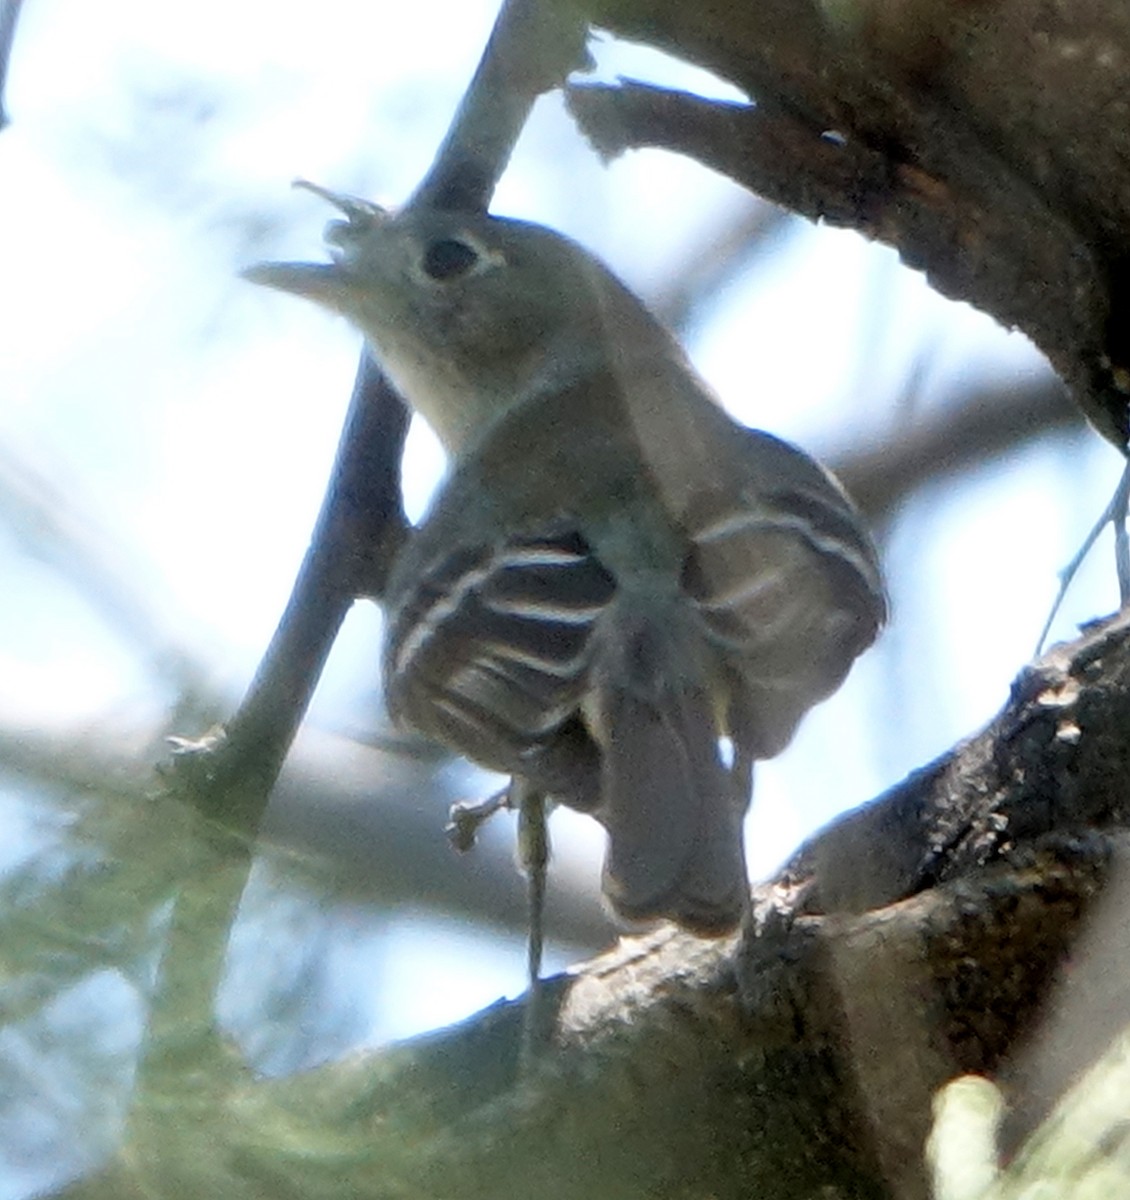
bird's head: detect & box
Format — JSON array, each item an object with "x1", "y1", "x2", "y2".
[{"x1": 244, "y1": 182, "x2": 660, "y2": 454}]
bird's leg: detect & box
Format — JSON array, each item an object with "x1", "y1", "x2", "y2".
[
  {"x1": 446, "y1": 777, "x2": 552, "y2": 1062},
  {"x1": 1036, "y1": 457, "x2": 1130, "y2": 654},
  {"x1": 728, "y1": 736, "x2": 756, "y2": 935},
  {"x1": 1117, "y1": 468, "x2": 1130, "y2": 604},
  {"x1": 445, "y1": 786, "x2": 511, "y2": 853},
  {"x1": 446, "y1": 779, "x2": 550, "y2": 980},
  {"x1": 514, "y1": 777, "x2": 550, "y2": 1064}
]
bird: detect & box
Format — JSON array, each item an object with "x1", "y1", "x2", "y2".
[{"x1": 245, "y1": 182, "x2": 886, "y2": 944}]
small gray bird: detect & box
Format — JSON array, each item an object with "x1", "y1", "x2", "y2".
[{"x1": 246, "y1": 185, "x2": 885, "y2": 936}]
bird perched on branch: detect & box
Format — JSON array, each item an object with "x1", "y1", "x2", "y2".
[{"x1": 245, "y1": 183, "x2": 885, "y2": 949}]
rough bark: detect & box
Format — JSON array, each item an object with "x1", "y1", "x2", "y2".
[
  {"x1": 66, "y1": 611, "x2": 1130, "y2": 1200},
  {"x1": 564, "y1": 0, "x2": 1130, "y2": 450}
]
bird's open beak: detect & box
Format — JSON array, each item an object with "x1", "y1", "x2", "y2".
[{"x1": 241, "y1": 180, "x2": 387, "y2": 305}]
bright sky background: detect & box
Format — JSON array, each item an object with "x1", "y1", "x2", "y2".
[{"x1": 0, "y1": 1, "x2": 1126, "y2": 1194}]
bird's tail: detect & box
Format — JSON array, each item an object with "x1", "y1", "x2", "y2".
[{"x1": 590, "y1": 609, "x2": 749, "y2": 934}]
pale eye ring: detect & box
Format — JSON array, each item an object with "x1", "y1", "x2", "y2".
[{"x1": 421, "y1": 238, "x2": 480, "y2": 281}]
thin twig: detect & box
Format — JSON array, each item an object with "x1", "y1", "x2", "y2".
[
  {"x1": 0, "y1": 443, "x2": 212, "y2": 706},
  {"x1": 1034, "y1": 458, "x2": 1130, "y2": 653},
  {"x1": 651, "y1": 200, "x2": 795, "y2": 334},
  {"x1": 0, "y1": 0, "x2": 25, "y2": 132}
]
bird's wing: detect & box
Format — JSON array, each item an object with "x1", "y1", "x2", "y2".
[
  {"x1": 383, "y1": 526, "x2": 614, "y2": 804},
  {"x1": 680, "y1": 431, "x2": 886, "y2": 760}
]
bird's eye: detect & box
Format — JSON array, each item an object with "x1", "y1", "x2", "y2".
[{"x1": 421, "y1": 238, "x2": 480, "y2": 281}]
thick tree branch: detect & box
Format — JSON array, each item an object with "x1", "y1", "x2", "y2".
[
  {"x1": 62, "y1": 611, "x2": 1130, "y2": 1200},
  {"x1": 564, "y1": 1, "x2": 1130, "y2": 450}
]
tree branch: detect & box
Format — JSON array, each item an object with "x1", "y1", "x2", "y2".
[
  {"x1": 168, "y1": 0, "x2": 591, "y2": 821},
  {"x1": 0, "y1": 0, "x2": 24, "y2": 132},
  {"x1": 62, "y1": 611, "x2": 1130, "y2": 1200},
  {"x1": 411, "y1": 0, "x2": 589, "y2": 210},
  {"x1": 177, "y1": 359, "x2": 409, "y2": 822},
  {"x1": 564, "y1": 0, "x2": 1130, "y2": 450},
  {"x1": 831, "y1": 373, "x2": 1082, "y2": 522}
]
